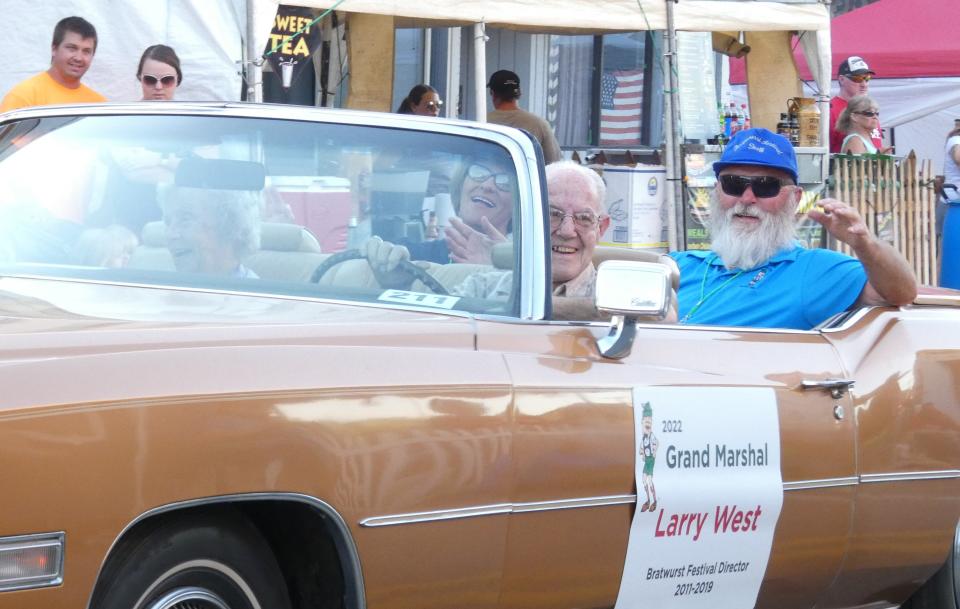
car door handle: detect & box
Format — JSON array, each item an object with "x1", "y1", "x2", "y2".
[{"x1": 800, "y1": 378, "x2": 856, "y2": 399}]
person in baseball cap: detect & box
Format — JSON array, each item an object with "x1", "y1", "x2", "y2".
[
  {"x1": 668, "y1": 127, "x2": 916, "y2": 330},
  {"x1": 830, "y1": 56, "x2": 884, "y2": 152},
  {"x1": 485, "y1": 68, "x2": 562, "y2": 163},
  {"x1": 486, "y1": 69, "x2": 521, "y2": 99},
  {"x1": 838, "y1": 56, "x2": 875, "y2": 78}
]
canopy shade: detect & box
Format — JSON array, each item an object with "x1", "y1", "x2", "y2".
[
  {"x1": 253, "y1": 0, "x2": 829, "y2": 62},
  {"x1": 730, "y1": 0, "x2": 960, "y2": 83}
]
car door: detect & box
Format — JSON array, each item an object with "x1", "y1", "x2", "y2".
[{"x1": 477, "y1": 319, "x2": 857, "y2": 609}]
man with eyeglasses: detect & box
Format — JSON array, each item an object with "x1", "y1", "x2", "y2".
[
  {"x1": 670, "y1": 128, "x2": 916, "y2": 329},
  {"x1": 829, "y1": 56, "x2": 883, "y2": 153},
  {"x1": 1, "y1": 16, "x2": 106, "y2": 112}
]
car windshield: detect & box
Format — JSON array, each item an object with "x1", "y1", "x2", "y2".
[{"x1": 0, "y1": 112, "x2": 522, "y2": 315}]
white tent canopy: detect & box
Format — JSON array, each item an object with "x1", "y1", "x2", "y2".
[{"x1": 251, "y1": 0, "x2": 830, "y2": 59}]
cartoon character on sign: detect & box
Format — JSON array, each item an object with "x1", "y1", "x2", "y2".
[{"x1": 640, "y1": 402, "x2": 659, "y2": 512}]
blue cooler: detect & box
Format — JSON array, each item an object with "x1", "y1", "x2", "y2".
[{"x1": 941, "y1": 185, "x2": 960, "y2": 288}]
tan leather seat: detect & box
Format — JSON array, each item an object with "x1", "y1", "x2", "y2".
[{"x1": 128, "y1": 221, "x2": 326, "y2": 280}]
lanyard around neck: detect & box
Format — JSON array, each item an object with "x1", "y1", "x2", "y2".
[{"x1": 682, "y1": 254, "x2": 743, "y2": 323}]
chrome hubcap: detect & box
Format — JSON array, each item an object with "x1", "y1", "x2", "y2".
[{"x1": 145, "y1": 586, "x2": 231, "y2": 609}]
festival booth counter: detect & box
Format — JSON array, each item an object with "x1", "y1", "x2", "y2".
[{"x1": 249, "y1": 0, "x2": 832, "y2": 251}]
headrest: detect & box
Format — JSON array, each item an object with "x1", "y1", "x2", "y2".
[
  {"x1": 139, "y1": 221, "x2": 322, "y2": 253},
  {"x1": 141, "y1": 221, "x2": 166, "y2": 247},
  {"x1": 260, "y1": 223, "x2": 322, "y2": 252},
  {"x1": 175, "y1": 158, "x2": 266, "y2": 190}
]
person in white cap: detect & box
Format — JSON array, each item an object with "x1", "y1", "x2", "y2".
[{"x1": 829, "y1": 56, "x2": 890, "y2": 153}]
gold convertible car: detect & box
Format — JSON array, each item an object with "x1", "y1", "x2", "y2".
[{"x1": 0, "y1": 103, "x2": 958, "y2": 609}]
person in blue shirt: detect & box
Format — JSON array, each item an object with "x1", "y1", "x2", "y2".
[{"x1": 671, "y1": 128, "x2": 917, "y2": 330}]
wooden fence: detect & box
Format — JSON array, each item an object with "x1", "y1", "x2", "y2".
[{"x1": 829, "y1": 153, "x2": 940, "y2": 286}]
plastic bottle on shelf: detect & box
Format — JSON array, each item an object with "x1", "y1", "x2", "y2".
[
  {"x1": 723, "y1": 103, "x2": 734, "y2": 138},
  {"x1": 740, "y1": 104, "x2": 750, "y2": 131}
]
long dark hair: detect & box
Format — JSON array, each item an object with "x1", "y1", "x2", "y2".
[
  {"x1": 137, "y1": 44, "x2": 182, "y2": 85},
  {"x1": 396, "y1": 84, "x2": 437, "y2": 114}
]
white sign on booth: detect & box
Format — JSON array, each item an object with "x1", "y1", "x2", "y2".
[{"x1": 599, "y1": 166, "x2": 668, "y2": 250}]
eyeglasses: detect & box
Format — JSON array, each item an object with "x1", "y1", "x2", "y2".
[
  {"x1": 845, "y1": 74, "x2": 872, "y2": 83},
  {"x1": 424, "y1": 100, "x2": 443, "y2": 110},
  {"x1": 466, "y1": 163, "x2": 514, "y2": 192},
  {"x1": 719, "y1": 174, "x2": 793, "y2": 199},
  {"x1": 855, "y1": 110, "x2": 880, "y2": 118},
  {"x1": 548, "y1": 206, "x2": 601, "y2": 230},
  {"x1": 141, "y1": 74, "x2": 177, "y2": 87}
]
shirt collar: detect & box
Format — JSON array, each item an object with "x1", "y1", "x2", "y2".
[{"x1": 553, "y1": 263, "x2": 596, "y2": 297}]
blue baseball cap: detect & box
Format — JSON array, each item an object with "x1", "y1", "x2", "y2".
[{"x1": 713, "y1": 128, "x2": 799, "y2": 184}]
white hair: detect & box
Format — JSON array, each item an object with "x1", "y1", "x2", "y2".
[
  {"x1": 545, "y1": 160, "x2": 607, "y2": 212},
  {"x1": 162, "y1": 186, "x2": 261, "y2": 257}
]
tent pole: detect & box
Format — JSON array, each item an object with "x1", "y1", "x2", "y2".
[
  {"x1": 474, "y1": 22, "x2": 488, "y2": 122},
  {"x1": 246, "y1": 0, "x2": 263, "y2": 102},
  {"x1": 664, "y1": 0, "x2": 683, "y2": 250}
]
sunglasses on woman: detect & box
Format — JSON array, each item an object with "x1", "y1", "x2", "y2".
[
  {"x1": 141, "y1": 74, "x2": 177, "y2": 87},
  {"x1": 466, "y1": 163, "x2": 514, "y2": 192},
  {"x1": 424, "y1": 100, "x2": 443, "y2": 110},
  {"x1": 855, "y1": 110, "x2": 880, "y2": 118},
  {"x1": 719, "y1": 174, "x2": 792, "y2": 199},
  {"x1": 845, "y1": 74, "x2": 871, "y2": 83}
]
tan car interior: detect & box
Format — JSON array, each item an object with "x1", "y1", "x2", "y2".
[{"x1": 129, "y1": 221, "x2": 487, "y2": 293}]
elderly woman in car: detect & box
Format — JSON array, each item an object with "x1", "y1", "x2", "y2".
[{"x1": 161, "y1": 186, "x2": 261, "y2": 278}]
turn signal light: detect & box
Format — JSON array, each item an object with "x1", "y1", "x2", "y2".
[{"x1": 0, "y1": 532, "x2": 64, "y2": 591}]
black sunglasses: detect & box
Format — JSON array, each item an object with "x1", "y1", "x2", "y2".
[
  {"x1": 141, "y1": 74, "x2": 177, "y2": 87},
  {"x1": 855, "y1": 110, "x2": 880, "y2": 118},
  {"x1": 719, "y1": 174, "x2": 792, "y2": 199}
]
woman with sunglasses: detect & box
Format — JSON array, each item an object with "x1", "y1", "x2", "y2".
[
  {"x1": 836, "y1": 96, "x2": 889, "y2": 155},
  {"x1": 396, "y1": 84, "x2": 443, "y2": 117},
  {"x1": 137, "y1": 44, "x2": 182, "y2": 101}
]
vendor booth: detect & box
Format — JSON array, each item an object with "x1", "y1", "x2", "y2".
[{"x1": 249, "y1": 0, "x2": 832, "y2": 250}]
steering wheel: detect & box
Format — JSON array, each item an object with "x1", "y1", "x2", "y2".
[{"x1": 309, "y1": 249, "x2": 449, "y2": 295}]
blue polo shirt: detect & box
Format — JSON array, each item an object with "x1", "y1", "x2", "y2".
[{"x1": 669, "y1": 245, "x2": 868, "y2": 330}]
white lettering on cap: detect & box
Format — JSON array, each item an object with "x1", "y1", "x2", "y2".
[{"x1": 734, "y1": 135, "x2": 784, "y2": 157}]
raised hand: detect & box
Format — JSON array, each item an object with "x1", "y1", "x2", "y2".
[
  {"x1": 445, "y1": 216, "x2": 507, "y2": 264},
  {"x1": 807, "y1": 198, "x2": 871, "y2": 250}
]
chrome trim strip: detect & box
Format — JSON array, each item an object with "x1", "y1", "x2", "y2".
[
  {"x1": 86, "y1": 493, "x2": 365, "y2": 609},
  {"x1": 360, "y1": 503, "x2": 512, "y2": 527},
  {"x1": 512, "y1": 494, "x2": 637, "y2": 513},
  {"x1": 363, "y1": 472, "x2": 960, "y2": 528},
  {"x1": 0, "y1": 531, "x2": 65, "y2": 593},
  {"x1": 860, "y1": 470, "x2": 960, "y2": 483},
  {"x1": 360, "y1": 494, "x2": 637, "y2": 528},
  {"x1": 783, "y1": 477, "x2": 859, "y2": 491}
]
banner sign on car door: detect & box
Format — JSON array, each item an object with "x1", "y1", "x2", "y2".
[{"x1": 615, "y1": 387, "x2": 784, "y2": 608}]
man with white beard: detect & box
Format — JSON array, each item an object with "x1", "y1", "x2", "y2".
[{"x1": 671, "y1": 128, "x2": 916, "y2": 329}]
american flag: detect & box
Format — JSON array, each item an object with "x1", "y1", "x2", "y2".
[{"x1": 600, "y1": 69, "x2": 644, "y2": 146}]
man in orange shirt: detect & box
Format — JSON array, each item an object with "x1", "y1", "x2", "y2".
[{"x1": 1, "y1": 16, "x2": 106, "y2": 112}]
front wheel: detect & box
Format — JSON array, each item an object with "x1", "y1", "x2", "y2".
[{"x1": 93, "y1": 511, "x2": 291, "y2": 609}]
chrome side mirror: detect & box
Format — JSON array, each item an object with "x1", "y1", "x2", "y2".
[{"x1": 595, "y1": 260, "x2": 673, "y2": 359}]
